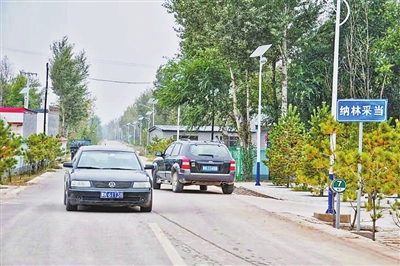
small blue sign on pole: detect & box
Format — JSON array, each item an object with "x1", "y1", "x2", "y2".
[{"x1": 337, "y1": 99, "x2": 387, "y2": 122}]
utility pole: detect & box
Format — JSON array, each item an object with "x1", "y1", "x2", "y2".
[
  {"x1": 19, "y1": 71, "x2": 38, "y2": 109},
  {"x1": 43, "y1": 63, "x2": 49, "y2": 134}
]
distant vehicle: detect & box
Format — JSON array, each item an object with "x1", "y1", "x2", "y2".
[
  {"x1": 152, "y1": 140, "x2": 236, "y2": 194},
  {"x1": 63, "y1": 145, "x2": 154, "y2": 212},
  {"x1": 69, "y1": 139, "x2": 91, "y2": 159}
]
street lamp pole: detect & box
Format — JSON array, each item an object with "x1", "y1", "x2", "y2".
[
  {"x1": 250, "y1": 44, "x2": 272, "y2": 186},
  {"x1": 139, "y1": 122, "x2": 142, "y2": 147},
  {"x1": 145, "y1": 111, "x2": 152, "y2": 151},
  {"x1": 148, "y1": 98, "x2": 158, "y2": 127},
  {"x1": 138, "y1": 115, "x2": 146, "y2": 147},
  {"x1": 177, "y1": 105, "x2": 180, "y2": 141},
  {"x1": 146, "y1": 117, "x2": 151, "y2": 147},
  {"x1": 43, "y1": 63, "x2": 49, "y2": 134},
  {"x1": 328, "y1": 0, "x2": 350, "y2": 226},
  {"x1": 127, "y1": 123, "x2": 131, "y2": 144},
  {"x1": 19, "y1": 71, "x2": 37, "y2": 109},
  {"x1": 132, "y1": 121, "x2": 138, "y2": 145}
]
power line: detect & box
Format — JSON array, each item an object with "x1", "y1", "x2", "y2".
[
  {"x1": 0, "y1": 47, "x2": 157, "y2": 68},
  {"x1": 89, "y1": 78, "x2": 151, "y2": 84},
  {"x1": 91, "y1": 59, "x2": 155, "y2": 68},
  {"x1": 1, "y1": 47, "x2": 46, "y2": 56}
]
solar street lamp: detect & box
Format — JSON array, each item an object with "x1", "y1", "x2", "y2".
[{"x1": 250, "y1": 44, "x2": 272, "y2": 186}]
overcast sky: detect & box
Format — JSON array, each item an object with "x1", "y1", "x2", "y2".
[{"x1": 1, "y1": 0, "x2": 180, "y2": 125}]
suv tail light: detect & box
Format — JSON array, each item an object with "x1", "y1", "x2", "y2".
[
  {"x1": 230, "y1": 159, "x2": 236, "y2": 171},
  {"x1": 181, "y1": 157, "x2": 191, "y2": 170}
]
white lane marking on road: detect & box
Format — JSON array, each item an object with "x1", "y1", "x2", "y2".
[{"x1": 149, "y1": 222, "x2": 186, "y2": 266}]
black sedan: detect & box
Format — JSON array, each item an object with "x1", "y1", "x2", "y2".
[{"x1": 63, "y1": 145, "x2": 154, "y2": 212}]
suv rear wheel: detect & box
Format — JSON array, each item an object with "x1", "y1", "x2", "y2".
[
  {"x1": 152, "y1": 171, "x2": 161, "y2": 190},
  {"x1": 222, "y1": 184, "x2": 234, "y2": 194},
  {"x1": 172, "y1": 172, "x2": 183, "y2": 193}
]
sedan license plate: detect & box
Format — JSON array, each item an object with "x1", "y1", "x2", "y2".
[
  {"x1": 202, "y1": 165, "x2": 218, "y2": 172},
  {"x1": 100, "y1": 191, "x2": 124, "y2": 199}
]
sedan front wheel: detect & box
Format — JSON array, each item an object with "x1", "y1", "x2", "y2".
[{"x1": 65, "y1": 191, "x2": 78, "y2": 211}]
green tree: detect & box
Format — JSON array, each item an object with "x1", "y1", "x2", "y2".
[
  {"x1": 24, "y1": 133, "x2": 63, "y2": 173},
  {"x1": 146, "y1": 136, "x2": 174, "y2": 156},
  {"x1": 359, "y1": 121, "x2": 400, "y2": 241},
  {"x1": 49, "y1": 36, "x2": 91, "y2": 138},
  {"x1": 372, "y1": 0, "x2": 400, "y2": 119},
  {"x1": 265, "y1": 104, "x2": 305, "y2": 187},
  {"x1": 0, "y1": 119, "x2": 22, "y2": 183},
  {"x1": 24, "y1": 133, "x2": 48, "y2": 174},
  {"x1": 288, "y1": 18, "x2": 334, "y2": 126},
  {"x1": 388, "y1": 199, "x2": 400, "y2": 228},
  {"x1": 0, "y1": 56, "x2": 13, "y2": 106},
  {"x1": 44, "y1": 134, "x2": 63, "y2": 168},
  {"x1": 154, "y1": 48, "x2": 231, "y2": 134},
  {"x1": 297, "y1": 103, "x2": 343, "y2": 196},
  {"x1": 5, "y1": 74, "x2": 42, "y2": 109}
]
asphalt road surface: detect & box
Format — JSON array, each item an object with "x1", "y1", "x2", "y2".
[{"x1": 1, "y1": 146, "x2": 399, "y2": 265}]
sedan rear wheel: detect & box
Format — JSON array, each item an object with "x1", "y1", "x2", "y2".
[
  {"x1": 222, "y1": 184, "x2": 234, "y2": 194},
  {"x1": 171, "y1": 172, "x2": 183, "y2": 193}
]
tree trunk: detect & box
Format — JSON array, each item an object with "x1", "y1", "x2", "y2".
[
  {"x1": 230, "y1": 67, "x2": 243, "y2": 146},
  {"x1": 280, "y1": 5, "x2": 288, "y2": 116},
  {"x1": 271, "y1": 59, "x2": 279, "y2": 124},
  {"x1": 61, "y1": 101, "x2": 66, "y2": 137}
]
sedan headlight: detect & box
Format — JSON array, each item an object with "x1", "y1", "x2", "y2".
[
  {"x1": 133, "y1": 181, "x2": 151, "y2": 188},
  {"x1": 71, "y1": 180, "x2": 91, "y2": 187}
]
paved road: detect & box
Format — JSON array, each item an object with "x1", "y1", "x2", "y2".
[{"x1": 1, "y1": 168, "x2": 399, "y2": 265}]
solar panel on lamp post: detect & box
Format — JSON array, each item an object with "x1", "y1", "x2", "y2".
[
  {"x1": 148, "y1": 98, "x2": 158, "y2": 127},
  {"x1": 138, "y1": 116, "x2": 144, "y2": 147},
  {"x1": 145, "y1": 111, "x2": 152, "y2": 148},
  {"x1": 250, "y1": 44, "x2": 272, "y2": 186}
]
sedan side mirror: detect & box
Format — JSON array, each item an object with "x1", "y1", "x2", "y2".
[
  {"x1": 144, "y1": 164, "x2": 155, "y2": 170},
  {"x1": 155, "y1": 151, "x2": 163, "y2": 157},
  {"x1": 63, "y1": 162, "x2": 73, "y2": 168}
]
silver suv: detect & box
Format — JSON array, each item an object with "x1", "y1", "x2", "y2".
[{"x1": 152, "y1": 140, "x2": 236, "y2": 194}]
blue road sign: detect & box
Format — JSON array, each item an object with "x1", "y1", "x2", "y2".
[{"x1": 337, "y1": 99, "x2": 387, "y2": 122}]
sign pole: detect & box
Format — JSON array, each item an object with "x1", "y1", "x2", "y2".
[
  {"x1": 331, "y1": 178, "x2": 347, "y2": 229},
  {"x1": 335, "y1": 192, "x2": 341, "y2": 229},
  {"x1": 356, "y1": 121, "x2": 363, "y2": 231}
]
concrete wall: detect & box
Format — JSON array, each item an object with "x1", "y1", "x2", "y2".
[
  {"x1": 22, "y1": 112, "x2": 37, "y2": 137},
  {"x1": 48, "y1": 113, "x2": 59, "y2": 136},
  {"x1": 34, "y1": 108, "x2": 60, "y2": 136}
]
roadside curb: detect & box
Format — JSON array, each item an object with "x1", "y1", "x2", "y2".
[
  {"x1": 233, "y1": 184, "x2": 400, "y2": 256},
  {"x1": 0, "y1": 185, "x2": 27, "y2": 201}
]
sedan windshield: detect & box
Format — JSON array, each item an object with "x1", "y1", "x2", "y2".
[{"x1": 77, "y1": 151, "x2": 141, "y2": 170}]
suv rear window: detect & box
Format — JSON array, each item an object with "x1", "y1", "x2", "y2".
[{"x1": 189, "y1": 144, "x2": 230, "y2": 158}]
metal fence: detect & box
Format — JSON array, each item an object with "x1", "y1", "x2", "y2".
[{"x1": 229, "y1": 146, "x2": 270, "y2": 181}]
